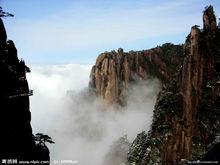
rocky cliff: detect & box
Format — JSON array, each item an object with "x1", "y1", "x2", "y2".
[
  {"x1": 89, "y1": 5, "x2": 220, "y2": 165},
  {"x1": 89, "y1": 44, "x2": 184, "y2": 106},
  {"x1": 0, "y1": 18, "x2": 49, "y2": 163},
  {"x1": 127, "y1": 6, "x2": 220, "y2": 164}
]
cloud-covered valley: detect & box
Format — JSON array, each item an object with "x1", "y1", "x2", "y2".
[{"x1": 27, "y1": 64, "x2": 160, "y2": 165}]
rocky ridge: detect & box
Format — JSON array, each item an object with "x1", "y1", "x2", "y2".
[
  {"x1": 89, "y1": 5, "x2": 220, "y2": 165},
  {"x1": 127, "y1": 6, "x2": 220, "y2": 164},
  {"x1": 89, "y1": 44, "x2": 184, "y2": 106}
]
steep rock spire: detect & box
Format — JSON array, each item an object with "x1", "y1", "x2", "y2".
[
  {"x1": 203, "y1": 6, "x2": 217, "y2": 31},
  {"x1": 127, "y1": 6, "x2": 220, "y2": 165}
]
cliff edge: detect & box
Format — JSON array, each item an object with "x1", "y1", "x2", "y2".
[
  {"x1": 89, "y1": 5, "x2": 220, "y2": 165},
  {"x1": 0, "y1": 18, "x2": 50, "y2": 163},
  {"x1": 127, "y1": 6, "x2": 220, "y2": 165},
  {"x1": 89, "y1": 44, "x2": 184, "y2": 106}
]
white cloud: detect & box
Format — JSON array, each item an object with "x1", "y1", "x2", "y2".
[
  {"x1": 27, "y1": 64, "x2": 160, "y2": 165},
  {"x1": 15, "y1": 4, "x2": 191, "y2": 50}
]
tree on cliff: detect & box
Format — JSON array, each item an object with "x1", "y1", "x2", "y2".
[
  {"x1": 34, "y1": 133, "x2": 55, "y2": 146},
  {"x1": 0, "y1": 6, "x2": 14, "y2": 17}
]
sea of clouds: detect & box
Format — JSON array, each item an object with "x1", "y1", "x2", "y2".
[{"x1": 27, "y1": 64, "x2": 160, "y2": 165}]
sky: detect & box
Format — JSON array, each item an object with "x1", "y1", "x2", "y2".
[{"x1": 1, "y1": 0, "x2": 220, "y2": 65}]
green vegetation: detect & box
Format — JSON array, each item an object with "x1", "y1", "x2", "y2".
[
  {"x1": 191, "y1": 137, "x2": 206, "y2": 160},
  {"x1": 127, "y1": 132, "x2": 162, "y2": 165}
]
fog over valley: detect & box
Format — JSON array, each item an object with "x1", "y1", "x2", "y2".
[{"x1": 27, "y1": 64, "x2": 160, "y2": 165}]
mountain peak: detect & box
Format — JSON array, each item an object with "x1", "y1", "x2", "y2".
[{"x1": 203, "y1": 5, "x2": 217, "y2": 31}]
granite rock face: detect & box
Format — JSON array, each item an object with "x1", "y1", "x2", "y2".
[
  {"x1": 89, "y1": 5, "x2": 220, "y2": 165},
  {"x1": 0, "y1": 18, "x2": 49, "y2": 163},
  {"x1": 89, "y1": 44, "x2": 184, "y2": 106},
  {"x1": 127, "y1": 6, "x2": 220, "y2": 164}
]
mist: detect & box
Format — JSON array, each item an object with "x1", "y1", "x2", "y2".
[{"x1": 27, "y1": 64, "x2": 160, "y2": 165}]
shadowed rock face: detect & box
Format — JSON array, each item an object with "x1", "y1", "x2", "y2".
[
  {"x1": 0, "y1": 18, "x2": 49, "y2": 163},
  {"x1": 0, "y1": 18, "x2": 6, "y2": 48},
  {"x1": 89, "y1": 44, "x2": 184, "y2": 106},
  {"x1": 203, "y1": 6, "x2": 217, "y2": 32},
  {"x1": 127, "y1": 6, "x2": 220, "y2": 165}
]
